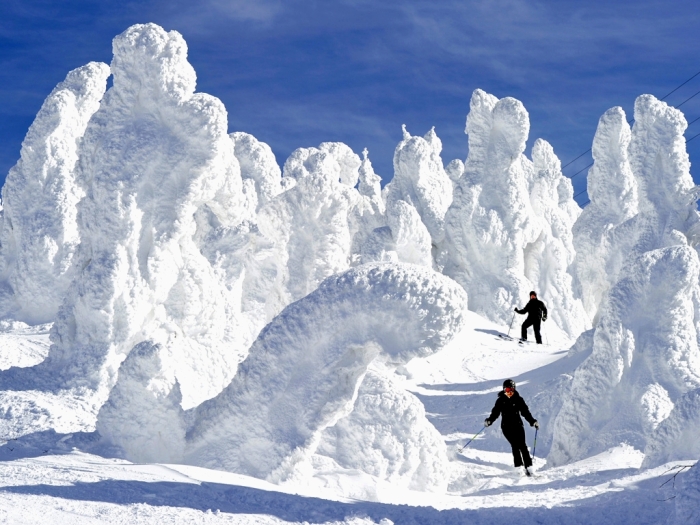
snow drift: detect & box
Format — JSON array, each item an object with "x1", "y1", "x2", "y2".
[{"x1": 184, "y1": 263, "x2": 467, "y2": 481}]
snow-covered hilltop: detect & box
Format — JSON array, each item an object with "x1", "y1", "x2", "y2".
[{"x1": 1, "y1": 22, "x2": 700, "y2": 521}]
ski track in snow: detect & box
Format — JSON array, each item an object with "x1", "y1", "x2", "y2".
[{"x1": 0, "y1": 313, "x2": 689, "y2": 524}]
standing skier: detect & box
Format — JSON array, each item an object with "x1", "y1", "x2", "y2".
[
  {"x1": 485, "y1": 379, "x2": 539, "y2": 476},
  {"x1": 514, "y1": 291, "x2": 547, "y2": 344}
]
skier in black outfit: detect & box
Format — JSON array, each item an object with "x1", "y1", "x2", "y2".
[
  {"x1": 514, "y1": 291, "x2": 547, "y2": 344},
  {"x1": 485, "y1": 379, "x2": 539, "y2": 476}
]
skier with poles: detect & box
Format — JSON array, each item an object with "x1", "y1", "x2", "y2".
[
  {"x1": 514, "y1": 291, "x2": 547, "y2": 344},
  {"x1": 484, "y1": 379, "x2": 539, "y2": 476}
]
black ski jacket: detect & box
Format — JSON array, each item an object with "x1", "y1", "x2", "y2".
[
  {"x1": 516, "y1": 298, "x2": 547, "y2": 322},
  {"x1": 486, "y1": 391, "x2": 536, "y2": 430}
]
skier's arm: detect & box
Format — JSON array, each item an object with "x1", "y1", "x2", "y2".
[
  {"x1": 541, "y1": 301, "x2": 548, "y2": 320},
  {"x1": 518, "y1": 301, "x2": 533, "y2": 315},
  {"x1": 485, "y1": 398, "x2": 502, "y2": 426},
  {"x1": 518, "y1": 397, "x2": 537, "y2": 426}
]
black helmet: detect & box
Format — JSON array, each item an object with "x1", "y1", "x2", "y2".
[
  {"x1": 529, "y1": 291, "x2": 537, "y2": 297},
  {"x1": 503, "y1": 379, "x2": 516, "y2": 390}
]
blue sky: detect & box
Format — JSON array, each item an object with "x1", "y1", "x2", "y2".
[{"x1": 2, "y1": 0, "x2": 700, "y2": 204}]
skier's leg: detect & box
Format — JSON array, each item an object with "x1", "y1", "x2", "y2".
[
  {"x1": 519, "y1": 437, "x2": 533, "y2": 467},
  {"x1": 533, "y1": 319, "x2": 542, "y2": 344},
  {"x1": 502, "y1": 428, "x2": 524, "y2": 467},
  {"x1": 521, "y1": 318, "x2": 533, "y2": 341}
]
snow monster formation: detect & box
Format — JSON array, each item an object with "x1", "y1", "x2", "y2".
[
  {"x1": 39, "y1": 23, "x2": 254, "y2": 409},
  {"x1": 438, "y1": 89, "x2": 587, "y2": 338},
  {"x1": 0, "y1": 62, "x2": 111, "y2": 324},
  {"x1": 548, "y1": 95, "x2": 700, "y2": 467},
  {"x1": 182, "y1": 263, "x2": 467, "y2": 484},
  {"x1": 384, "y1": 125, "x2": 453, "y2": 254},
  {"x1": 0, "y1": 23, "x2": 289, "y2": 423},
  {"x1": 571, "y1": 107, "x2": 639, "y2": 323},
  {"x1": 97, "y1": 264, "x2": 464, "y2": 486}
]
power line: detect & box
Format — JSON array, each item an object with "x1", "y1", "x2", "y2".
[
  {"x1": 687, "y1": 115, "x2": 700, "y2": 127},
  {"x1": 561, "y1": 149, "x2": 591, "y2": 169},
  {"x1": 659, "y1": 68, "x2": 700, "y2": 101},
  {"x1": 570, "y1": 161, "x2": 594, "y2": 179},
  {"x1": 561, "y1": 67, "x2": 700, "y2": 172},
  {"x1": 573, "y1": 187, "x2": 587, "y2": 200},
  {"x1": 687, "y1": 130, "x2": 700, "y2": 143},
  {"x1": 675, "y1": 88, "x2": 700, "y2": 109}
]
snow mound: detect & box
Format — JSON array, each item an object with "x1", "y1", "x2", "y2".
[
  {"x1": 318, "y1": 367, "x2": 449, "y2": 492},
  {"x1": 0, "y1": 62, "x2": 110, "y2": 324},
  {"x1": 96, "y1": 340, "x2": 186, "y2": 463},
  {"x1": 439, "y1": 89, "x2": 586, "y2": 337},
  {"x1": 185, "y1": 263, "x2": 467, "y2": 481},
  {"x1": 643, "y1": 388, "x2": 700, "y2": 468},
  {"x1": 671, "y1": 462, "x2": 700, "y2": 525}
]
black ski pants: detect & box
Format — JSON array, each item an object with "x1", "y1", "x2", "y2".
[
  {"x1": 521, "y1": 317, "x2": 542, "y2": 344},
  {"x1": 502, "y1": 425, "x2": 532, "y2": 468}
]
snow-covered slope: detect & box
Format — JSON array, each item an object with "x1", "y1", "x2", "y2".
[{"x1": 0, "y1": 305, "x2": 689, "y2": 525}]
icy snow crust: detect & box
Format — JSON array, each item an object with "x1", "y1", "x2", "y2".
[{"x1": 1, "y1": 21, "x2": 700, "y2": 523}]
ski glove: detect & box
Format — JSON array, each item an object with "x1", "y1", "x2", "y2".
[
  {"x1": 533, "y1": 421, "x2": 539, "y2": 429},
  {"x1": 484, "y1": 419, "x2": 492, "y2": 427},
  {"x1": 514, "y1": 307, "x2": 518, "y2": 312},
  {"x1": 542, "y1": 313, "x2": 547, "y2": 322}
]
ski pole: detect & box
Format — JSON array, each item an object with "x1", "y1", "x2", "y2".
[
  {"x1": 458, "y1": 426, "x2": 486, "y2": 452},
  {"x1": 531, "y1": 427, "x2": 538, "y2": 459},
  {"x1": 507, "y1": 312, "x2": 516, "y2": 339}
]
